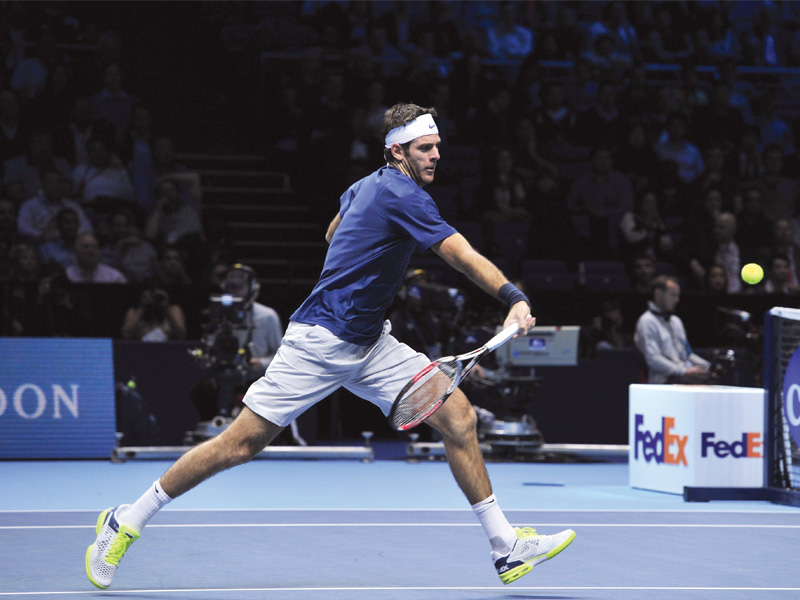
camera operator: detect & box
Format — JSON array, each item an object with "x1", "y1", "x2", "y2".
[
  {"x1": 208, "y1": 263, "x2": 282, "y2": 374},
  {"x1": 191, "y1": 264, "x2": 281, "y2": 416},
  {"x1": 121, "y1": 284, "x2": 186, "y2": 341}
]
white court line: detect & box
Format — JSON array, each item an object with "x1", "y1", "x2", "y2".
[
  {"x1": 3, "y1": 522, "x2": 800, "y2": 530},
  {"x1": 2, "y1": 507, "x2": 799, "y2": 514},
  {"x1": 2, "y1": 586, "x2": 800, "y2": 596}
]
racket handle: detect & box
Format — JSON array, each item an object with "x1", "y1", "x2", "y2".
[{"x1": 484, "y1": 323, "x2": 519, "y2": 351}]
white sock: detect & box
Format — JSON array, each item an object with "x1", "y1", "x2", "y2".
[
  {"x1": 471, "y1": 494, "x2": 517, "y2": 559},
  {"x1": 116, "y1": 479, "x2": 172, "y2": 533}
]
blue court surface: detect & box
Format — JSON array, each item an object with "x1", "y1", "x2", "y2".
[{"x1": 1, "y1": 453, "x2": 798, "y2": 599}]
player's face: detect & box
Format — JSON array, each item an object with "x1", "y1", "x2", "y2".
[{"x1": 398, "y1": 134, "x2": 440, "y2": 187}]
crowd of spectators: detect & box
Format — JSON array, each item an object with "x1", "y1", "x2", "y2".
[
  {"x1": 5, "y1": 1, "x2": 800, "y2": 341},
  {"x1": 0, "y1": 3, "x2": 211, "y2": 337},
  {"x1": 255, "y1": 1, "x2": 800, "y2": 302}
]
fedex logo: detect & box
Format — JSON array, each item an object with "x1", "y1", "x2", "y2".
[
  {"x1": 701, "y1": 432, "x2": 762, "y2": 459},
  {"x1": 634, "y1": 414, "x2": 688, "y2": 466}
]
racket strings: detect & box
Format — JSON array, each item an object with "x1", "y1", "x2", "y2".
[{"x1": 391, "y1": 360, "x2": 459, "y2": 429}]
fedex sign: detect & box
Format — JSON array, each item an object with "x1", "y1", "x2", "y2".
[
  {"x1": 629, "y1": 384, "x2": 765, "y2": 494},
  {"x1": 701, "y1": 432, "x2": 762, "y2": 459},
  {"x1": 634, "y1": 414, "x2": 688, "y2": 466}
]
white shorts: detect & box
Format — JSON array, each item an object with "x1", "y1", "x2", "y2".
[{"x1": 242, "y1": 320, "x2": 430, "y2": 427}]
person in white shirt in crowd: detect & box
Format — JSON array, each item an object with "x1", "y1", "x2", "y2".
[
  {"x1": 634, "y1": 275, "x2": 712, "y2": 384},
  {"x1": 72, "y1": 132, "x2": 135, "y2": 211},
  {"x1": 17, "y1": 166, "x2": 93, "y2": 243},
  {"x1": 487, "y1": 1, "x2": 534, "y2": 59},
  {"x1": 66, "y1": 232, "x2": 127, "y2": 284}
]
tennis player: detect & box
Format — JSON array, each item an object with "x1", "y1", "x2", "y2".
[{"x1": 86, "y1": 103, "x2": 575, "y2": 588}]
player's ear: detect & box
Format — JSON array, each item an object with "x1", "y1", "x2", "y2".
[{"x1": 390, "y1": 143, "x2": 405, "y2": 162}]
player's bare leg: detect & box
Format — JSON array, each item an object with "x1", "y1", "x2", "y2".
[
  {"x1": 87, "y1": 407, "x2": 284, "y2": 588},
  {"x1": 426, "y1": 387, "x2": 491, "y2": 504},
  {"x1": 427, "y1": 388, "x2": 575, "y2": 584},
  {"x1": 161, "y1": 406, "x2": 284, "y2": 498}
]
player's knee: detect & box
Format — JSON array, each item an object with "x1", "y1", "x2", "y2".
[
  {"x1": 227, "y1": 438, "x2": 260, "y2": 465},
  {"x1": 431, "y1": 394, "x2": 478, "y2": 440}
]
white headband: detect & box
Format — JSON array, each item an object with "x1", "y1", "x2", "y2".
[{"x1": 384, "y1": 114, "x2": 438, "y2": 148}]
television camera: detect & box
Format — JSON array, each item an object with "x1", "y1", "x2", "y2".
[{"x1": 188, "y1": 265, "x2": 260, "y2": 438}]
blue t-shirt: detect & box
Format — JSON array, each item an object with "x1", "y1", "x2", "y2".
[{"x1": 291, "y1": 166, "x2": 456, "y2": 345}]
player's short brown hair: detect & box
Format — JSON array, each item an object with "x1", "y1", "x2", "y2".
[{"x1": 381, "y1": 103, "x2": 438, "y2": 164}]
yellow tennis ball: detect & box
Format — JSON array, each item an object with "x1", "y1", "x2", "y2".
[{"x1": 741, "y1": 263, "x2": 764, "y2": 285}]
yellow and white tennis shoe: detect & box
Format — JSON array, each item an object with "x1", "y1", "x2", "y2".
[
  {"x1": 494, "y1": 527, "x2": 576, "y2": 584},
  {"x1": 85, "y1": 505, "x2": 140, "y2": 589}
]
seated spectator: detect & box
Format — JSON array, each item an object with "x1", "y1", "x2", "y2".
[
  {"x1": 634, "y1": 275, "x2": 712, "y2": 384},
  {"x1": 486, "y1": 1, "x2": 534, "y2": 60},
  {"x1": 72, "y1": 131, "x2": 135, "y2": 217},
  {"x1": 615, "y1": 122, "x2": 661, "y2": 188},
  {"x1": 514, "y1": 119, "x2": 560, "y2": 182},
  {"x1": 130, "y1": 135, "x2": 195, "y2": 215},
  {"x1": 119, "y1": 103, "x2": 154, "y2": 168},
  {"x1": 582, "y1": 299, "x2": 631, "y2": 357},
  {"x1": 532, "y1": 83, "x2": 579, "y2": 160},
  {"x1": 588, "y1": 1, "x2": 643, "y2": 65},
  {"x1": 755, "y1": 89, "x2": 795, "y2": 162},
  {"x1": 741, "y1": 6, "x2": 788, "y2": 67},
  {"x1": 53, "y1": 96, "x2": 96, "y2": 167},
  {"x1": 703, "y1": 263, "x2": 729, "y2": 296},
  {"x1": 759, "y1": 217, "x2": 800, "y2": 287},
  {"x1": 10, "y1": 30, "x2": 58, "y2": 100},
  {"x1": 7, "y1": 242, "x2": 41, "y2": 334},
  {"x1": 733, "y1": 124, "x2": 765, "y2": 182},
  {"x1": 642, "y1": 5, "x2": 695, "y2": 63},
  {"x1": 3, "y1": 130, "x2": 73, "y2": 199},
  {"x1": 38, "y1": 208, "x2": 81, "y2": 269},
  {"x1": 0, "y1": 90, "x2": 30, "y2": 161},
  {"x1": 527, "y1": 170, "x2": 576, "y2": 263},
  {"x1": 692, "y1": 81, "x2": 745, "y2": 156},
  {"x1": 100, "y1": 210, "x2": 158, "y2": 283},
  {"x1": 758, "y1": 145, "x2": 799, "y2": 222},
  {"x1": 693, "y1": 143, "x2": 740, "y2": 212},
  {"x1": 28, "y1": 263, "x2": 93, "y2": 337},
  {"x1": 736, "y1": 184, "x2": 774, "y2": 260},
  {"x1": 16, "y1": 166, "x2": 93, "y2": 243},
  {"x1": 749, "y1": 253, "x2": 800, "y2": 295},
  {"x1": 480, "y1": 148, "x2": 529, "y2": 223},
  {"x1": 121, "y1": 286, "x2": 187, "y2": 341},
  {"x1": 560, "y1": 59, "x2": 597, "y2": 114},
  {"x1": 575, "y1": 79, "x2": 623, "y2": 149},
  {"x1": 695, "y1": 9, "x2": 741, "y2": 64},
  {"x1": 618, "y1": 189, "x2": 673, "y2": 263},
  {"x1": 567, "y1": 146, "x2": 635, "y2": 257},
  {"x1": 89, "y1": 63, "x2": 138, "y2": 139},
  {"x1": 152, "y1": 244, "x2": 192, "y2": 287},
  {"x1": 687, "y1": 211, "x2": 742, "y2": 293},
  {"x1": 581, "y1": 32, "x2": 634, "y2": 75},
  {"x1": 143, "y1": 176, "x2": 202, "y2": 244},
  {"x1": 66, "y1": 233, "x2": 127, "y2": 283},
  {"x1": 654, "y1": 113, "x2": 705, "y2": 185},
  {"x1": 629, "y1": 253, "x2": 657, "y2": 294}
]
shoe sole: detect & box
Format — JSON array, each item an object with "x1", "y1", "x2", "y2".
[
  {"x1": 85, "y1": 508, "x2": 112, "y2": 589},
  {"x1": 499, "y1": 530, "x2": 576, "y2": 585}
]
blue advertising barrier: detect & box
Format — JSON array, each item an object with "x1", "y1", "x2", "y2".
[{"x1": 0, "y1": 338, "x2": 116, "y2": 459}]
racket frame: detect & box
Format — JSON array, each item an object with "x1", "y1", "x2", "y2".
[{"x1": 388, "y1": 323, "x2": 519, "y2": 431}]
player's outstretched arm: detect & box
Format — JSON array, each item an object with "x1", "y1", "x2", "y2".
[{"x1": 432, "y1": 233, "x2": 533, "y2": 333}]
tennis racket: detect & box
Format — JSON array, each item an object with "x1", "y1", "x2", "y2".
[{"x1": 388, "y1": 323, "x2": 520, "y2": 431}]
